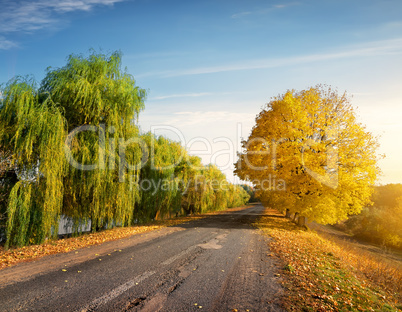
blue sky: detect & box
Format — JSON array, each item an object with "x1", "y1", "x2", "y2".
[{"x1": 1, "y1": 0, "x2": 402, "y2": 184}]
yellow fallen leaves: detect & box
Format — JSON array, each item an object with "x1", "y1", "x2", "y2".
[
  {"x1": 0, "y1": 215, "x2": 201, "y2": 270},
  {"x1": 254, "y1": 208, "x2": 402, "y2": 311}
]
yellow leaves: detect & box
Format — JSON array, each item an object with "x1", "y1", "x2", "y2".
[
  {"x1": 0, "y1": 215, "x2": 198, "y2": 270},
  {"x1": 236, "y1": 85, "x2": 379, "y2": 224},
  {"x1": 254, "y1": 208, "x2": 401, "y2": 311}
]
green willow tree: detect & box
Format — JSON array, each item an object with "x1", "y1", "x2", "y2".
[
  {"x1": 42, "y1": 52, "x2": 146, "y2": 232},
  {"x1": 136, "y1": 135, "x2": 250, "y2": 219},
  {"x1": 0, "y1": 52, "x2": 146, "y2": 247},
  {"x1": 0, "y1": 77, "x2": 67, "y2": 247},
  {"x1": 136, "y1": 133, "x2": 185, "y2": 221}
]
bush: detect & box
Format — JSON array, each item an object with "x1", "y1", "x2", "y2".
[{"x1": 341, "y1": 184, "x2": 402, "y2": 250}]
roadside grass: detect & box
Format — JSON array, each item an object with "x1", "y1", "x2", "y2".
[
  {"x1": 311, "y1": 226, "x2": 402, "y2": 302},
  {"x1": 0, "y1": 215, "x2": 203, "y2": 270},
  {"x1": 254, "y1": 208, "x2": 402, "y2": 312}
]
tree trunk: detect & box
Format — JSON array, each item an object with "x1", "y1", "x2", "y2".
[
  {"x1": 298, "y1": 216, "x2": 306, "y2": 226},
  {"x1": 155, "y1": 210, "x2": 161, "y2": 221}
]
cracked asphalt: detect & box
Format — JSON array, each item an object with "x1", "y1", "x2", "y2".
[{"x1": 0, "y1": 204, "x2": 283, "y2": 312}]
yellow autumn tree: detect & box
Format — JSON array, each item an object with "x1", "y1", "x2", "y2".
[{"x1": 235, "y1": 85, "x2": 380, "y2": 224}]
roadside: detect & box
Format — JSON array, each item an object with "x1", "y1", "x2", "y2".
[
  {"x1": 254, "y1": 207, "x2": 402, "y2": 311},
  {"x1": 0, "y1": 215, "x2": 201, "y2": 271},
  {"x1": 308, "y1": 222, "x2": 402, "y2": 265}
]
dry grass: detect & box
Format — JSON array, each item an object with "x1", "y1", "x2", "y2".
[
  {"x1": 254, "y1": 208, "x2": 402, "y2": 311},
  {"x1": 311, "y1": 227, "x2": 402, "y2": 301}
]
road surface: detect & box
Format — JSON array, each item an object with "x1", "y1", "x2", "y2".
[{"x1": 0, "y1": 204, "x2": 283, "y2": 311}]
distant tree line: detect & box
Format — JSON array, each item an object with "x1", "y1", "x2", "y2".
[
  {"x1": 0, "y1": 51, "x2": 249, "y2": 248},
  {"x1": 338, "y1": 184, "x2": 402, "y2": 250},
  {"x1": 240, "y1": 184, "x2": 259, "y2": 203}
]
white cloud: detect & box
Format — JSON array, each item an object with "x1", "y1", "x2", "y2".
[
  {"x1": 138, "y1": 37, "x2": 402, "y2": 78},
  {"x1": 231, "y1": 11, "x2": 252, "y2": 19},
  {"x1": 273, "y1": 4, "x2": 290, "y2": 9},
  {"x1": 381, "y1": 21, "x2": 402, "y2": 31},
  {"x1": 0, "y1": 36, "x2": 18, "y2": 50},
  {"x1": 231, "y1": 2, "x2": 298, "y2": 19},
  {"x1": 0, "y1": 0, "x2": 125, "y2": 49}
]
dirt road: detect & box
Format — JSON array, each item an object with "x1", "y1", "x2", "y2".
[{"x1": 0, "y1": 204, "x2": 283, "y2": 312}]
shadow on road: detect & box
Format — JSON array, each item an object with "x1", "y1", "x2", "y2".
[{"x1": 170, "y1": 204, "x2": 290, "y2": 231}]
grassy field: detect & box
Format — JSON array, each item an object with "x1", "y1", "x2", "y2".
[{"x1": 254, "y1": 208, "x2": 402, "y2": 312}]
